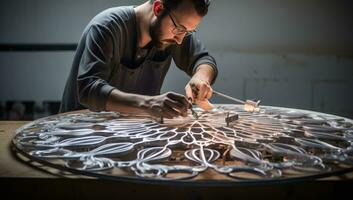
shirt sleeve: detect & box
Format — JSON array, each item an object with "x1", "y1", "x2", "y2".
[
  {"x1": 171, "y1": 34, "x2": 218, "y2": 84},
  {"x1": 77, "y1": 24, "x2": 117, "y2": 111}
]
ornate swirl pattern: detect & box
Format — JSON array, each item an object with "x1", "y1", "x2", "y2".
[{"x1": 12, "y1": 105, "x2": 353, "y2": 182}]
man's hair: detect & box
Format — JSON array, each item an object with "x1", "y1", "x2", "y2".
[{"x1": 149, "y1": 0, "x2": 211, "y2": 17}]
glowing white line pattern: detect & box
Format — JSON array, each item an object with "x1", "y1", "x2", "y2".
[{"x1": 12, "y1": 105, "x2": 353, "y2": 181}]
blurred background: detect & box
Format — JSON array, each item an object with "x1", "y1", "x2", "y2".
[{"x1": 0, "y1": 0, "x2": 352, "y2": 120}]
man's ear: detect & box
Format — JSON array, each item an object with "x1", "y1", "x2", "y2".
[{"x1": 152, "y1": 0, "x2": 164, "y2": 17}]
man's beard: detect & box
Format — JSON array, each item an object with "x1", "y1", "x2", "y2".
[{"x1": 149, "y1": 16, "x2": 176, "y2": 51}]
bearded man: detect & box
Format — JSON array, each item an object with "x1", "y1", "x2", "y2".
[{"x1": 60, "y1": 0, "x2": 218, "y2": 119}]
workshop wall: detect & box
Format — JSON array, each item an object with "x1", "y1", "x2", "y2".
[{"x1": 0, "y1": 0, "x2": 352, "y2": 119}]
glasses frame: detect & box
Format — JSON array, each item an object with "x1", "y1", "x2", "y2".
[{"x1": 163, "y1": 4, "x2": 196, "y2": 36}]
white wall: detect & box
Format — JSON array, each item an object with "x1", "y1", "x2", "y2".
[{"x1": 1, "y1": 0, "x2": 352, "y2": 117}]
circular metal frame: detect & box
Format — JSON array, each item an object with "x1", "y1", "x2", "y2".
[{"x1": 11, "y1": 105, "x2": 353, "y2": 185}]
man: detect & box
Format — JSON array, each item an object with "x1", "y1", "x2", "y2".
[{"x1": 60, "y1": 0, "x2": 218, "y2": 119}]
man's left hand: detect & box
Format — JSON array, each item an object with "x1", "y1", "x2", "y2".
[{"x1": 185, "y1": 77, "x2": 214, "y2": 110}]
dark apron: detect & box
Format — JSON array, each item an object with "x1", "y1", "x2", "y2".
[{"x1": 109, "y1": 51, "x2": 172, "y2": 96}]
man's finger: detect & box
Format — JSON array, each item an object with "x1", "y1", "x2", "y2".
[
  {"x1": 206, "y1": 87, "x2": 213, "y2": 99},
  {"x1": 167, "y1": 92, "x2": 189, "y2": 108},
  {"x1": 190, "y1": 83, "x2": 199, "y2": 99},
  {"x1": 184, "y1": 85, "x2": 195, "y2": 102},
  {"x1": 162, "y1": 103, "x2": 180, "y2": 118},
  {"x1": 196, "y1": 99, "x2": 214, "y2": 111},
  {"x1": 198, "y1": 84, "x2": 208, "y2": 101},
  {"x1": 165, "y1": 98, "x2": 187, "y2": 114}
]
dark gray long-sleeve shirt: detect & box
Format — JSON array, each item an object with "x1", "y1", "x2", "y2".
[{"x1": 60, "y1": 6, "x2": 218, "y2": 112}]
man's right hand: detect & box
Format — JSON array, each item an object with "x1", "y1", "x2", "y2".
[{"x1": 145, "y1": 92, "x2": 189, "y2": 118}]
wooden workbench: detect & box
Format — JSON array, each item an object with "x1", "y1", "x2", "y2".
[{"x1": 0, "y1": 120, "x2": 352, "y2": 200}]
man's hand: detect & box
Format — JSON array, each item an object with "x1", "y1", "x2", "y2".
[
  {"x1": 185, "y1": 64, "x2": 215, "y2": 110},
  {"x1": 185, "y1": 77, "x2": 212, "y2": 102},
  {"x1": 185, "y1": 77, "x2": 214, "y2": 111},
  {"x1": 145, "y1": 92, "x2": 189, "y2": 118}
]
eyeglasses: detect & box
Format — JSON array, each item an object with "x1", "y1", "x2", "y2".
[{"x1": 163, "y1": 4, "x2": 196, "y2": 36}]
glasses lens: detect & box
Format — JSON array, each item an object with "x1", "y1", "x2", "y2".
[{"x1": 172, "y1": 27, "x2": 187, "y2": 35}]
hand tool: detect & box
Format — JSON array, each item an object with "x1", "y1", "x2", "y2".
[{"x1": 213, "y1": 90, "x2": 260, "y2": 112}]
